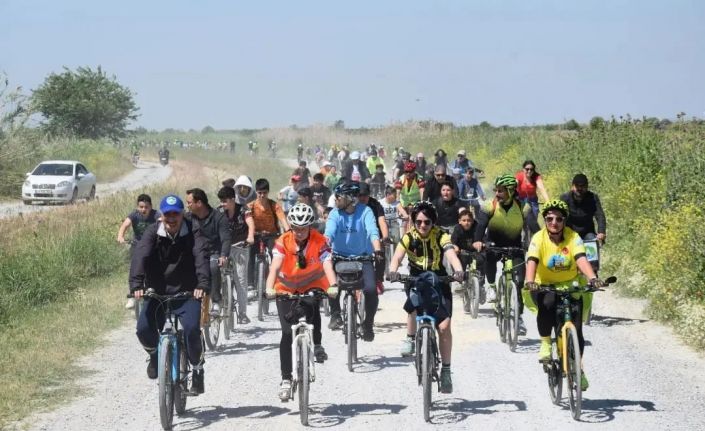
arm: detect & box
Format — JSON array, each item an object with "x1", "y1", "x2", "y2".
[
  {"x1": 266, "y1": 253, "x2": 284, "y2": 293},
  {"x1": 389, "y1": 242, "x2": 407, "y2": 273},
  {"x1": 322, "y1": 259, "x2": 337, "y2": 286},
  {"x1": 397, "y1": 203, "x2": 409, "y2": 220},
  {"x1": 576, "y1": 255, "x2": 597, "y2": 280},
  {"x1": 245, "y1": 213, "x2": 255, "y2": 244},
  {"x1": 217, "y1": 215, "x2": 232, "y2": 263},
  {"x1": 274, "y1": 203, "x2": 290, "y2": 232},
  {"x1": 525, "y1": 258, "x2": 537, "y2": 283},
  {"x1": 443, "y1": 247, "x2": 464, "y2": 273},
  {"x1": 378, "y1": 215, "x2": 389, "y2": 241},
  {"x1": 593, "y1": 193, "x2": 607, "y2": 241},
  {"x1": 128, "y1": 225, "x2": 155, "y2": 295},
  {"x1": 117, "y1": 217, "x2": 132, "y2": 243},
  {"x1": 363, "y1": 207, "x2": 382, "y2": 251},
  {"x1": 477, "y1": 181, "x2": 485, "y2": 200},
  {"x1": 472, "y1": 204, "x2": 490, "y2": 250},
  {"x1": 536, "y1": 177, "x2": 550, "y2": 202},
  {"x1": 192, "y1": 229, "x2": 211, "y2": 298}
]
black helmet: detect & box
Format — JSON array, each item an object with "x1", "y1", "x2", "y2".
[
  {"x1": 410, "y1": 200, "x2": 438, "y2": 224},
  {"x1": 334, "y1": 182, "x2": 360, "y2": 197}
]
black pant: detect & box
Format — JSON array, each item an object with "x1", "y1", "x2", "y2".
[
  {"x1": 485, "y1": 251, "x2": 526, "y2": 314},
  {"x1": 209, "y1": 255, "x2": 222, "y2": 303},
  {"x1": 533, "y1": 291, "x2": 585, "y2": 355},
  {"x1": 247, "y1": 236, "x2": 276, "y2": 286},
  {"x1": 276, "y1": 296, "x2": 322, "y2": 380},
  {"x1": 328, "y1": 261, "x2": 378, "y2": 329}
]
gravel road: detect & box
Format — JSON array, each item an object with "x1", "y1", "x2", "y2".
[
  {"x1": 0, "y1": 161, "x2": 172, "y2": 220},
  {"x1": 18, "y1": 277, "x2": 705, "y2": 431}
]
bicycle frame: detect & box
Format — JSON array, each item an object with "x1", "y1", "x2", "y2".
[
  {"x1": 291, "y1": 318, "x2": 316, "y2": 386},
  {"x1": 415, "y1": 314, "x2": 439, "y2": 385}
]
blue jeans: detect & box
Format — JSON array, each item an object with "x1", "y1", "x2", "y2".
[{"x1": 136, "y1": 296, "x2": 203, "y2": 366}]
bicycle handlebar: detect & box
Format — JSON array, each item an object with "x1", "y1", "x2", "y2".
[
  {"x1": 278, "y1": 288, "x2": 328, "y2": 300},
  {"x1": 483, "y1": 242, "x2": 524, "y2": 256},
  {"x1": 529, "y1": 276, "x2": 617, "y2": 293},
  {"x1": 127, "y1": 289, "x2": 193, "y2": 301},
  {"x1": 388, "y1": 274, "x2": 456, "y2": 284},
  {"x1": 332, "y1": 254, "x2": 374, "y2": 262}
]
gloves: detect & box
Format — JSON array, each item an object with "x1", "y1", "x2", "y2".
[
  {"x1": 452, "y1": 271, "x2": 465, "y2": 282},
  {"x1": 388, "y1": 271, "x2": 400, "y2": 282},
  {"x1": 265, "y1": 288, "x2": 276, "y2": 299},
  {"x1": 525, "y1": 281, "x2": 540, "y2": 292},
  {"x1": 374, "y1": 250, "x2": 385, "y2": 265},
  {"x1": 327, "y1": 284, "x2": 339, "y2": 299},
  {"x1": 590, "y1": 278, "x2": 607, "y2": 288}
]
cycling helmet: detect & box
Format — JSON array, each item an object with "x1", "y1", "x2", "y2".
[
  {"x1": 334, "y1": 182, "x2": 360, "y2": 197},
  {"x1": 350, "y1": 151, "x2": 360, "y2": 160},
  {"x1": 494, "y1": 174, "x2": 518, "y2": 188},
  {"x1": 287, "y1": 203, "x2": 316, "y2": 227},
  {"x1": 541, "y1": 199, "x2": 569, "y2": 218},
  {"x1": 403, "y1": 161, "x2": 417, "y2": 173},
  {"x1": 410, "y1": 200, "x2": 438, "y2": 224}
]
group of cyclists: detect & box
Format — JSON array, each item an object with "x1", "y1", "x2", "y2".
[{"x1": 120, "y1": 142, "x2": 608, "y2": 409}]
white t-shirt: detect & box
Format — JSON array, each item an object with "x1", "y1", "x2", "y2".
[
  {"x1": 279, "y1": 186, "x2": 298, "y2": 212},
  {"x1": 381, "y1": 199, "x2": 400, "y2": 222}
]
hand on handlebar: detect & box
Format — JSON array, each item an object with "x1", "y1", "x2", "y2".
[
  {"x1": 472, "y1": 241, "x2": 484, "y2": 252},
  {"x1": 266, "y1": 287, "x2": 276, "y2": 299},
  {"x1": 452, "y1": 271, "x2": 465, "y2": 282},
  {"x1": 388, "y1": 271, "x2": 400, "y2": 282},
  {"x1": 218, "y1": 256, "x2": 228, "y2": 267},
  {"x1": 590, "y1": 278, "x2": 608, "y2": 288},
  {"x1": 193, "y1": 288, "x2": 205, "y2": 299},
  {"x1": 133, "y1": 289, "x2": 144, "y2": 299},
  {"x1": 327, "y1": 284, "x2": 339, "y2": 298},
  {"x1": 525, "y1": 281, "x2": 540, "y2": 292}
]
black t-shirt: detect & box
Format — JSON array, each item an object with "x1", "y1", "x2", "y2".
[
  {"x1": 310, "y1": 183, "x2": 331, "y2": 206},
  {"x1": 451, "y1": 223, "x2": 477, "y2": 251},
  {"x1": 129, "y1": 209, "x2": 159, "y2": 240},
  {"x1": 219, "y1": 205, "x2": 251, "y2": 243},
  {"x1": 366, "y1": 197, "x2": 385, "y2": 234},
  {"x1": 434, "y1": 197, "x2": 464, "y2": 228}
]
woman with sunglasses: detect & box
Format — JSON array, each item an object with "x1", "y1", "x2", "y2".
[
  {"x1": 523, "y1": 199, "x2": 606, "y2": 391},
  {"x1": 388, "y1": 201, "x2": 464, "y2": 394},
  {"x1": 265, "y1": 203, "x2": 339, "y2": 401},
  {"x1": 515, "y1": 160, "x2": 550, "y2": 218}
]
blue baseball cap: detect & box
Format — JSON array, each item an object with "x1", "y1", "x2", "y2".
[{"x1": 160, "y1": 194, "x2": 184, "y2": 213}]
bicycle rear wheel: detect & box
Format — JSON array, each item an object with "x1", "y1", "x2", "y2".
[
  {"x1": 357, "y1": 290, "x2": 366, "y2": 329},
  {"x1": 158, "y1": 339, "x2": 175, "y2": 430},
  {"x1": 202, "y1": 301, "x2": 220, "y2": 351},
  {"x1": 298, "y1": 335, "x2": 310, "y2": 425},
  {"x1": 566, "y1": 325, "x2": 582, "y2": 420},
  {"x1": 497, "y1": 277, "x2": 507, "y2": 342},
  {"x1": 421, "y1": 327, "x2": 433, "y2": 422},
  {"x1": 223, "y1": 273, "x2": 234, "y2": 340},
  {"x1": 507, "y1": 280, "x2": 519, "y2": 351},
  {"x1": 257, "y1": 260, "x2": 266, "y2": 321},
  {"x1": 547, "y1": 337, "x2": 563, "y2": 405},
  {"x1": 346, "y1": 295, "x2": 356, "y2": 372},
  {"x1": 174, "y1": 338, "x2": 188, "y2": 414}
]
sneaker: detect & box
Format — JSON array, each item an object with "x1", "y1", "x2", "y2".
[
  {"x1": 146, "y1": 354, "x2": 158, "y2": 379},
  {"x1": 518, "y1": 317, "x2": 527, "y2": 336},
  {"x1": 486, "y1": 284, "x2": 497, "y2": 302},
  {"x1": 238, "y1": 314, "x2": 251, "y2": 324},
  {"x1": 376, "y1": 280, "x2": 385, "y2": 295},
  {"x1": 314, "y1": 345, "x2": 328, "y2": 363},
  {"x1": 279, "y1": 379, "x2": 292, "y2": 402},
  {"x1": 328, "y1": 313, "x2": 343, "y2": 330},
  {"x1": 191, "y1": 368, "x2": 204, "y2": 394},
  {"x1": 400, "y1": 337, "x2": 415, "y2": 357},
  {"x1": 210, "y1": 302, "x2": 221, "y2": 316},
  {"x1": 362, "y1": 324, "x2": 375, "y2": 342},
  {"x1": 539, "y1": 338, "x2": 552, "y2": 362},
  {"x1": 581, "y1": 371, "x2": 589, "y2": 391},
  {"x1": 439, "y1": 368, "x2": 453, "y2": 394},
  {"x1": 125, "y1": 297, "x2": 136, "y2": 309}
]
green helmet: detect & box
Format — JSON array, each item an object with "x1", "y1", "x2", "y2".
[
  {"x1": 542, "y1": 199, "x2": 569, "y2": 217},
  {"x1": 494, "y1": 174, "x2": 518, "y2": 189}
]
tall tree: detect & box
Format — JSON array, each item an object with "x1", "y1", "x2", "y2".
[{"x1": 32, "y1": 66, "x2": 139, "y2": 140}]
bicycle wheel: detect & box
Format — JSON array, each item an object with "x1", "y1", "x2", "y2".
[
  {"x1": 158, "y1": 339, "x2": 175, "y2": 430},
  {"x1": 470, "y1": 275, "x2": 481, "y2": 319},
  {"x1": 298, "y1": 335, "x2": 310, "y2": 426},
  {"x1": 566, "y1": 325, "x2": 582, "y2": 420},
  {"x1": 202, "y1": 304, "x2": 220, "y2": 351},
  {"x1": 507, "y1": 281, "x2": 520, "y2": 351},
  {"x1": 496, "y1": 277, "x2": 507, "y2": 342},
  {"x1": 346, "y1": 295, "x2": 356, "y2": 372},
  {"x1": 257, "y1": 260, "x2": 266, "y2": 321},
  {"x1": 420, "y1": 327, "x2": 433, "y2": 422},
  {"x1": 547, "y1": 337, "x2": 563, "y2": 405},
  {"x1": 321, "y1": 296, "x2": 331, "y2": 317},
  {"x1": 357, "y1": 290, "x2": 366, "y2": 329},
  {"x1": 174, "y1": 338, "x2": 188, "y2": 414},
  {"x1": 223, "y1": 273, "x2": 233, "y2": 340},
  {"x1": 461, "y1": 276, "x2": 472, "y2": 314}
]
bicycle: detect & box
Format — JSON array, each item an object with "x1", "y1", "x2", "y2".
[
  {"x1": 334, "y1": 254, "x2": 372, "y2": 372},
  {"x1": 531, "y1": 276, "x2": 616, "y2": 421},
  {"x1": 484, "y1": 243, "x2": 525, "y2": 352},
  {"x1": 582, "y1": 236, "x2": 601, "y2": 325},
  {"x1": 137, "y1": 289, "x2": 200, "y2": 430},
  {"x1": 459, "y1": 250, "x2": 483, "y2": 318},
  {"x1": 200, "y1": 292, "x2": 222, "y2": 351},
  {"x1": 220, "y1": 256, "x2": 236, "y2": 340},
  {"x1": 279, "y1": 289, "x2": 328, "y2": 425},
  {"x1": 389, "y1": 273, "x2": 455, "y2": 422},
  {"x1": 254, "y1": 232, "x2": 277, "y2": 321}
]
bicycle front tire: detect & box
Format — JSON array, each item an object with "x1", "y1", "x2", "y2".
[
  {"x1": 421, "y1": 327, "x2": 433, "y2": 422},
  {"x1": 507, "y1": 280, "x2": 520, "y2": 351},
  {"x1": 257, "y1": 260, "x2": 266, "y2": 321},
  {"x1": 566, "y1": 325, "x2": 582, "y2": 420},
  {"x1": 202, "y1": 309, "x2": 220, "y2": 351},
  {"x1": 158, "y1": 340, "x2": 175, "y2": 430},
  {"x1": 298, "y1": 334, "x2": 310, "y2": 425},
  {"x1": 346, "y1": 295, "x2": 356, "y2": 372},
  {"x1": 497, "y1": 277, "x2": 507, "y2": 342},
  {"x1": 223, "y1": 273, "x2": 234, "y2": 339},
  {"x1": 547, "y1": 336, "x2": 563, "y2": 405},
  {"x1": 174, "y1": 338, "x2": 188, "y2": 414}
]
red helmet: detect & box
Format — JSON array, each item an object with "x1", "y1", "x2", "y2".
[{"x1": 403, "y1": 161, "x2": 417, "y2": 173}]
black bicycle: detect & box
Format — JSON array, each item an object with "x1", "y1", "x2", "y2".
[
  {"x1": 254, "y1": 232, "x2": 277, "y2": 321},
  {"x1": 334, "y1": 254, "x2": 372, "y2": 372},
  {"x1": 390, "y1": 273, "x2": 454, "y2": 422},
  {"x1": 484, "y1": 243, "x2": 525, "y2": 352},
  {"x1": 459, "y1": 250, "x2": 483, "y2": 318}
]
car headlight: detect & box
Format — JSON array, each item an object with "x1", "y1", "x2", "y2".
[
  {"x1": 57, "y1": 181, "x2": 71, "y2": 188},
  {"x1": 24, "y1": 180, "x2": 31, "y2": 187}
]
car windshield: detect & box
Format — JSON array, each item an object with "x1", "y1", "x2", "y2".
[{"x1": 32, "y1": 164, "x2": 74, "y2": 176}]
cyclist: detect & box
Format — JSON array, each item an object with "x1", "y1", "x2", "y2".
[
  {"x1": 388, "y1": 201, "x2": 464, "y2": 393},
  {"x1": 414, "y1": 152, "x2": 427, "y2": 177},
  {"x1": 279, "y1": 175, "x2": 301, "y2": 214},
  {"x1": 234, "y1": 175, "x2": 256, "y2": 205},
  {"x1": 424, "y1": 164, "x2": 459, "y2": 202},
  {"x1": 392, "y1": 151, "x2": 411, "y2": 180},
  {"x1": 560, "y1": 173, "x2": 606, "y2": 246},
  {"x1": 342, "y1": 151, "x2": 370, "y2": 183},
  {"x1": 457, "y1": 167, "x2": 485, "y2": 216},
  {"x1": 358, "y1": 182, "x2": 389, "y2": 294},
  {"x1": 451, "y1": 208, "x2": 483, "y2": 283},
  {"x1": 265, "y1": 203, "x2": 339, "y2": 401},
  {"x1": 366, "y1": 148, "x2": 385, "y2": 174},
  {"x1": 472, "y1": 175, "x2": 530, "y2": 335},
  {"x1": 524, "y1": 199, "x2": 605, "y2": 391},
  {"x1": 380, "y1": 186, "x2": 408, "y2": 245},
  {"x1": 515, "y1": 160, "x2": 550, "y2": 218},
  {"x1": 395, "y1": 161, "x2": 425, "y2": 229},
  {"x1": 310, "y1": 173, "x2": 332, "y2": 208},
  {"x1": 324, "y1": 182, "x2": 383, "y2": 340},
  {"x1": 297, "y1": 142, "x2": 305, "y2": 161},
  {"x1": 324, "y1": 164, "x2": 341, "y2": 191},
  {"x1": 248, "y1": 178, "x2": 289, "y2": 286},
  {"x1": 434, "y1": 182, "x2": 465, "y2": 233},
  {"x1": 292, "y1": 160, "x2": 312, "y2": 191},
  {"x1": 186, "y1": 188, "x2": 232, "y2": 315},
  {"x1": 449, "y1": 149, "x2": 473, "y2": 174},
  {"x1": 218, "y1": 186, "x2": 255, "y2": 324},
  {"x1": 130, "y1": 194, "x2": 209, "y2": 393},
  {"x1": 117, "y1": 194, "x2": 160, "y2": 309}
]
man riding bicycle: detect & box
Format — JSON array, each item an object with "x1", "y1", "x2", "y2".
[
  {"x1": 130, "y1": 194, "x2": 210, "y2": 393},
  {"x1": 523, "y1": 199, "x2": 606, "y2": 391},
  {"x1": 324, "y1": 182, "x2": 383, "y2": 341},
  {"x1": 388, "y1": 201, "x2": 464, "y2": 394},
  {"x1": 265, "y1": 203, "x2": 339, "y2": 401}
]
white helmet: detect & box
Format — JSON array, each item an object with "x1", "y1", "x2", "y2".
[{"x1": 287, "y1": 203, "x2": 315, "y2": 227}]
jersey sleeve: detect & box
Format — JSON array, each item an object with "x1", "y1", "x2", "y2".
[
  {"x1": 526, "y1": 231, "x2": 542, "y2": 261},
  {"x1": 571, "y1": 232, "x2": 586, "y2": 258},
  {"x1": 439, "y1": 231, "x2": 454, "y2": 251}
]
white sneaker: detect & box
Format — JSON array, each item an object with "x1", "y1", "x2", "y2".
[
  {"x1": 125, "y1": 297, "x2": 136, "y2": 309},
  {"x1": 210, "y1": 302, "x2": 221, "y2": 316},
  {"x1": 279, "y1": 380, "x2": 292, "y2": 402},
  {"x1": 486, "y1": 284, "x2": 497, "y2": 303}
]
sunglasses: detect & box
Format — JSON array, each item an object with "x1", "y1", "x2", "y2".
[
  {"x1": 524, "y1": 167, "x2": 535, "y2": 171},
  {"x1": 415, "y1": 219, "x2": 432, "y2": 226},
  {"x1": 545, "y1": 216, "x2": 565, "y2": 223}
]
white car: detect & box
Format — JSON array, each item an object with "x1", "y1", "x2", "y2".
[{"x1": 22, "y1": 160, "x2": 97, "y2": 205}]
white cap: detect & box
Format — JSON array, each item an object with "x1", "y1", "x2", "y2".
[{"x1": 351, "y1": 151, "x2": 360, "y2": 160}]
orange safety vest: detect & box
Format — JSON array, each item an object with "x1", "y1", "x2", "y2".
[{"x1": 273, "y1": 230, "x2": 330, "y2": 294}]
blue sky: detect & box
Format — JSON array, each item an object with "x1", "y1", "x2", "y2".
[{"x1": 1, "y1": 0, "x2": 703, "y2": 129}]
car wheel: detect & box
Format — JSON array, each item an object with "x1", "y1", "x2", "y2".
[
  {"x1": 69, "y1": 188, "x2": 78, "y2": 204},
  {"x1": 87, "y1": 185, "x2": 96, "y2": 201}
]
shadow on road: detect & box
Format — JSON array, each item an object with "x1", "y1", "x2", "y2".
[
  {"x1": 430, "y1": 398, "x2": 527, "y2": 424},
  {"x1": 176, "y1": 404, "x2": 291, "y2": 430},
  {"x1": 588, "y1": 315, "x2": 649, "y2": 327},
  {"x1": 305, "y1": 402, "x2": 407, "y2": 427},
  {"x1": 351, "y1": 354, "x2": 414, "y2": 373},
  {"x1": 580, "y1": 398, "x2": 657, "y2": 423},
  {"x1": 231, "y1": 326, "x2": 280, "y2": 340},
  {"x1": 207, "y1": 342, "x2": 278, "y2": 357},
  {"x1": 374, "y1": 322, "x2": 407, "y2": 334}
]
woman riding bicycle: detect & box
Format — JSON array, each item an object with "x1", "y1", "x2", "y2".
[
  {"x1": 388, "y1": 201, "x2": 464, "y2": 394},
  {"x1": 515, "y1": 160, "x2": 550, "y2": 218},
  {"x1": 265, "y1": 203, "x2": 338, "y2": 402},
  {"x1": 523, "y1": 199, "x2": 606, "y2": 392}
]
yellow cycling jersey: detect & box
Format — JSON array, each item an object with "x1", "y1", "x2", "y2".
[
  {"x1": 397, "y1": 226, "x2": 454, "y2": 275},
  {"x1": 526, "y1": 227, "x2": 586, "y2": 285}
]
